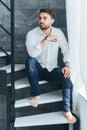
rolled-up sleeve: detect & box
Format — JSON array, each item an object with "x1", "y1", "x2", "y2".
[
  {"x1": 25, "y1": 32, "x2": 42, "y2": 57},
  {"x1": 59, "y1": 29, "x2": 70, "y2": 62}
]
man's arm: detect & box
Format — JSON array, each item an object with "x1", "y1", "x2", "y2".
[
  {"x1": 25, "y1": 32, "x2": 42, "y2": 57},
  {"x1": 40, "y1": 35, "x2": 59, "y2": 49},
  {"x1": 65, "y1": 61, "x2": 70, "y2": 68},
  {"x1": 58, "y1": 29, "x2": 71, "y2": 78}
]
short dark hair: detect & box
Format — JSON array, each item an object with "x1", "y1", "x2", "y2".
[{"x1": 39, "y1": 9, "x2": 54, "y2": 19}]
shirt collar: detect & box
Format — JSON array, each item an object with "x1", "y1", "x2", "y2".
[{"x1": 38, "y1": 26, "x2": 55, "y2": 36}]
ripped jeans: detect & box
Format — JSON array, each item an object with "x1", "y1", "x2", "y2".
[{"x1": 25, "y1": 56, "x2": 73, "y2": 112}]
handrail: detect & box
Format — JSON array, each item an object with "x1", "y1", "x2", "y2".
[
  {"x1": 0, "y1": 0, "x2": 11, "y2": 11},
  {"x1": 0, "y1": 0, "x2": 15, "y2": 129},
  {"x1": 10, "y1": 0, "x2": 15, "y2": 97},
  {"x1": 0, "y1": 47, "x2": 11, "y2": 57},
  {"x1": 0, "y1": 0, "x2": 11, "y2": 36},
  {"x1": 0, "y1": 0, "x2": 15, "y2": 90},
  {"x1": 0, "y1": 24, "x2": 11, "y2": 36}
]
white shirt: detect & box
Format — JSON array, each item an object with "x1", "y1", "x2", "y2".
[{"x1": 25, "y1": 26, "x2": 70, "y2": 72}]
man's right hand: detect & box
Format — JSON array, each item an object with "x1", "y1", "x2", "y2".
[
  {"x1": 47, "y1": 35, "x2": 59, "y2": 42},
  {"x1": 40, "y1": 35, "x2": 59, "y2": 50}
]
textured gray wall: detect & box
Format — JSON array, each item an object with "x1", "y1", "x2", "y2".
[
  {"x1": 0, "y1": 95, "x2": 7, "y2": 130},
  {"x1": 0, "y1": 0, "x2": 66, "y2": 64}
]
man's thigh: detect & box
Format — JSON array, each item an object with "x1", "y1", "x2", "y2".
[{"x1": 50, "y1": 67, "x2": 63, "y2": 83}]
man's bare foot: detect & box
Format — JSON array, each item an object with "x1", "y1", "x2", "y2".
[
  {"x1": 29, "y1": 96, "x2": 40, "y2": 107},
  {"x1": 64, "y1": 112, "x2": 77, "y2": 124}
]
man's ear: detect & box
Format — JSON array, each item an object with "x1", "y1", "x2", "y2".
[{"x1": 51, "y1": 19, "x2": 55, "y2": 24}]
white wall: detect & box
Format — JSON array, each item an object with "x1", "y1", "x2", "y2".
[
  {"x1": 77, "y1": 94, "x2": 87, "y2": 130},
  {"x1": 66, "y1": 0, "x2": 84, "y2": 108},
  {"x1": 80, "y1": 0, "x2": 87, "y2": 93},
  {"x1": 66, "y1": 0, "x2": 87, "y2": 130}
]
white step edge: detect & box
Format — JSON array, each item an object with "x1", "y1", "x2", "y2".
[
  {"x1": 14, "y1": 111, "x2": 69, "y2": 127},
  {"x1": 7, "y1": 77, "x2": 48, "y2": 89},
  {"x1": 0, "y1": 51, "x2": 11, "y2": 57},
  {"x1": 15, "y1": 90, "x2": 62, "y2": 108},
  {"x1": 0, "y1": 64, "x2": 25, "y2": 73}
]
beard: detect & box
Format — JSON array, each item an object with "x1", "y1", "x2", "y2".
[{"x1": 39, "y1": 24, "x2": 51, "y2": 30}]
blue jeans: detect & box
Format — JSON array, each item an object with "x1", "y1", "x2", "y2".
[{"x1": 25, "y1": 57, "x2": 73, "y2": 112}]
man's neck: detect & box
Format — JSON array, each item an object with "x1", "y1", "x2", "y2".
[{"x1": 42, "y1": 27, "x2": 52, "y2": 36}]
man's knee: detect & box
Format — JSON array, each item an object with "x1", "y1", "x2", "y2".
[
  {"x1": 25, "y1": 57, "x2": 37, "y2": 72},
  {"x1": 26, "y1": 57, "x2": 36, "y2": 66}
]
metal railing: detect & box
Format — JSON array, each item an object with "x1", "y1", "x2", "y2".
[
  {"x1": 0, "y1": 47, "x2": 10, "y2": 57},
  {"x1": 0, "y1": 0, "x2": 15, "y2": 129}
]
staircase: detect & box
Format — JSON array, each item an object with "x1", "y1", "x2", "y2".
[
  {"x1": 0, "y1": 0, "x2": 79, "y2": 130},
  {"x1": 14, "y1": 72, "x2": 78, "y2": 130},
  {"x1": 0, "y1": 52, "x2": 79, "y2": 130}
]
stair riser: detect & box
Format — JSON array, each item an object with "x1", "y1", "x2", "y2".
[
  {"x1": 0, "y1": 53, "x2": 11, "y2": 67},
  {"x1": 7, "y1": 70, "x2": 26, "y2": 84},
  {"x1": 15, "y1": 124, "x2": 69, "y2": 130},
  {"x1": 16, "y1": 102, "x2": 63, "y2": 117},
  {"x1": 15, "y1": 83, "x2": 61, "y2": 100},
  {"x1": 0, "y1": 58, "x2": 6, "y2": 67}
]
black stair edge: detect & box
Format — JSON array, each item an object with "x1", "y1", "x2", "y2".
[
  {"x1": 15, "y1": 124, "x2": 69, "y2": 130},
  {"x1": 73, "y1": 113, "x2": 80, "y2": 130},
  {"x1": 15, "y1": 101, "x2": 63, "y2": 117}
]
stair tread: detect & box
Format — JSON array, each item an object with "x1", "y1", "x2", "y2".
[
  {"x1": 15, "y1": 90, "x2": 62, "y2": 108},
  {"x1": 0, "y1": 51, "x2": 11, "y2": 57},
  {"x1": 0, "y1": 64, "x2": 25, "y2": 73},
  {"x1": 8, "y1": 77, "x2": 48, "y2": 89},
  {"x1": 14, "y1": 111, "x2": 69, "y2": 127}
]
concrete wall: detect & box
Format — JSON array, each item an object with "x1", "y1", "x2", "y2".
[{"x1": 0, "y1": 95, "x2": 7, "y2": 130}]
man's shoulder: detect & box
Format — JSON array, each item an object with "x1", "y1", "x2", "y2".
[
  {"x1": 52, "y1": 26, "x2": 62, "y2": 32},
  {"x1": 27, "y1": 27, "x2": 39, "y2": 35},
  {"x1": 52, "y1": 27, "x2": 64, "y2": 37}
]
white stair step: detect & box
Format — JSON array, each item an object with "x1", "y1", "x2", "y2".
[
  {"x1": 15, "y1": 90, "x2": 62, "y2": 108},
  {"x1": 14, "y1": 111, "x2": 69, "y2": 127},
  {"x1": 0, "y1": 51, "x2": 11, "y2": 57},
  {"x1": 0, "y1": 64, "x2": 25, "y2": 73},
  {"x1": 12, "y1": 77, "x2": 48, "y2": 89}
]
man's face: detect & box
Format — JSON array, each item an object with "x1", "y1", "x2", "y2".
[{"x1": 38, "y1": 12, "x2": 54, "y2": 30}]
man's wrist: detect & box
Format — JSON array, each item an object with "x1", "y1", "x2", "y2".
[
  {"x1": 44, "y1": 36, "x2": 48, "y2": 40},
  {"x1": 44, "y1": 36, "x2": 51, "y2": 41},
  {"x1": 65, "y1": 65, "x2": 70, "y2": 69}
]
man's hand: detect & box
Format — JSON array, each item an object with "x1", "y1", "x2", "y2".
[
  {"x1": 62, "y1": 67, "x2": 70, "y2": 78},
  {"x1": 47, "y1": 35, "x2": 59, "y2": 42},
  {"x1": 40, "y1": 35, "x2": 59, "y2": 49}
]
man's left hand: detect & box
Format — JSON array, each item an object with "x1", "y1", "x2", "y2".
[{"x1": 62, "y1": 67, "x2": 70, "y2": 78}]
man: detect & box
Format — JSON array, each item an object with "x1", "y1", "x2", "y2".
[{"x1": 25, "y1": 9, "x2": 76, "y2": 123}]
